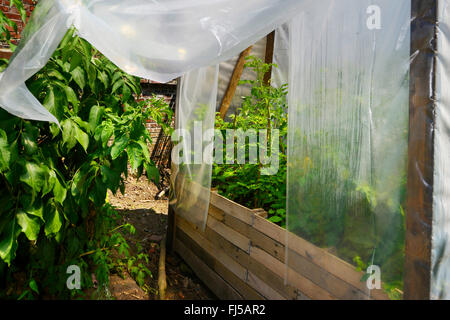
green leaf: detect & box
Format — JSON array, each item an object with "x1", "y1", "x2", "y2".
[
  {"x1": 145, "y1": 163, "x2": 159, "y2": 184},
  {"x1": 20, "y1": 162, "x2": 46, "y2": 197},
  {"x1": 44, "y1": 203, "x2": 62, "y2": 237},
  {"x1": 42, "y1": 170, "x2": 55, "y2": 197},
  {"x1": 122, "y1": 84, "x2": 131, "y2": 101},
  {"x1": 98, "y1": 70, "x2": 109, "y2": 88},
  {"x1": 29, "y1": 279, "x2": 39, "y2": 294},
  {"x1": 88, "y1": 105, "x2": 104, "y2": 133},
  {"x1": 53, "y1": 176, "x2": 67, "y2": 205},
  {"x1": 64, "y1": 86, "x2": 79, "y2": 110},
  {"x1": 90, "y1": 179, "x2": 107, "y2": 206},
  {"x1": 136, "y1": 140, "x2": 150, "y2": 162},
  {"x1": 74, "y1": 124, "x2": 89, "y2": 152},
  {"x1": 71, "y1": 66, "x2": 86, "y2": 90},
  {"x1": 43, "y1": 86, "x2": 66, "y2": 121},
  {"x1": 79, "y1": 39, "x2": 92, "y2": 58},
  {"x1": 69, "y1": 53, "x2": 82, "y2": 72},
  {"x1": 0, "y1": 129, "x2": 11, "y2": 170},
  {"x1": 49, "y1": 123, "x2": 60, "y2": 138},
  {"x1": 21, "y1": 130, "x2": 38, "y2": 155},
  {"x1": 269, "y1": 216, "x2": 282, "y2": 223},
  {"x1": 17, "y1": 211, "x2": 41, "y2": 241},
  {"x1": 100, "y1": 125, "x2": 114, "y2": 148},
  {"x1": 0, "y1": 218, "x2": 19, "y2": 266},
  {"x1": 17, "y1": 291, "x2": 29, "y2": 300},
  {"x1": 111, "y1": 79, "x2": 124, "y2": 94},
  {"x1": 111, "y1": 134, "x2": 129, "y2": 160},
  {"x1": 61, "y1": 119, "x2": 77, "y2": 150},
  {"x1": 25, "y1": 200, "x2": 44, "y2": 221},
  {"x1": 47, "y1": 69, "x2": 66, "y2": 82},
  {"x1": 101, "y1": 165, "x2": 120, "y2": 190},
  {"x1": 71, "y1": 116, "x2": 90, "y2": 132},
  {"x1": 127, "y1": 143, "x2": 143, "y2": 172},
  {"x1": 87, "y1": 63, "x2": 97, "y2": 91}
]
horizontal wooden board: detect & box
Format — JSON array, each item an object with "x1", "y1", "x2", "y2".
[
  {"x1": 173, "y1": 189, "x2": 390, "y2": 300},
  {"x1": 209, "y1": 202, "x2": 373, "y2": 299},
  {"x1": 177, "y1": 217, "x2": 294, "y2": 299},
  {"x1": 209, "y1": 191, "x2": 389, "y2": 300},
  {"x1": 202, "y1": 217, "x2": 299, "y2": 299},
  {"x1": 179, "y1": 214, "x2": 335, "y2": 300},
  {"x1": 174, "y1": 239, "x2": 243, "y2": 300},
  {"x1": 175, "y1": 221, "x2": 265, "y2": 300}
]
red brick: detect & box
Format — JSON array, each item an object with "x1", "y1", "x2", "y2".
[{"x1": 5, "y1": 12, "x2": 21, "y2": 20}]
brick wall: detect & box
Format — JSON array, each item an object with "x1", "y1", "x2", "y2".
[
  {"x1": 0, "y1": 0, "x2": 35, "y2": 49},
  {"x1": 139, "y1": 92, "x2": 176, "y2": 154}
]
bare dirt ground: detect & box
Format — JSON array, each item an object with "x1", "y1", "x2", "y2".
[{"x1": 107, "y1": 173, "x2": 216, "y2": 300}]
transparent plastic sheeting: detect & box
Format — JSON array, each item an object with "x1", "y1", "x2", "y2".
[
  {"x1": 434, "y1": 0, "x2": 450, "y2": 300},
  {"x1": 216, "y1": 37, "x2": 267, "y2": 119},
  {"x1": 272, "y1": 24, "x2": 290, "y2": 89},
  {"x1": 287, "y1": 0, "x2": 410, "y2": 298},
  {"x1": 0, "y1": 0, "x2": 308, "y2": 124},
  {"x1": 171, "y1": 65, "x2": 219, "y2": 229}
]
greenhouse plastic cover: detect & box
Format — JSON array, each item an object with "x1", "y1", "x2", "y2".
[
  {"x1": 0, "y1": 0, "x2": 306, "y2": 124},
  {"x1": 286, "y1": 0, "x2": 411, "y2": 299},
  {"x1": 434, "y1": 0, "x2": 450, "y2": 300},
  {"x1": 171, "y1": 65, "x2": 219, "y2": 230}
]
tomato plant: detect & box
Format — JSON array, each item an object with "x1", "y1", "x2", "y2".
[{"x1": 212, "y1": 56, "x2": 288, "y2": 227}]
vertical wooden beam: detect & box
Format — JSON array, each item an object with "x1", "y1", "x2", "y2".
[
  {"x1": 219, "y1": 46, "x2": 253, "y2": 119},
  {"x1": 404, "y1": 0, "x2": 437, "y2": 300},
  {"x1": 166, "y1": 204, "x2": 177, "y2": 253},
  {"x1": 263, "y1": 31, "x2": 275, "y2": 86}
]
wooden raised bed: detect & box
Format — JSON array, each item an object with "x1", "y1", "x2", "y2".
[{"x1": 169, "y1": 190, "x2": 390, "y2": 300}]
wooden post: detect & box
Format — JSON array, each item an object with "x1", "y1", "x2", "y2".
[
  {"x1": 219, "y1": 46, "x2": 253, "y2": 119},
  {"x1": 404, "y1": 0, "x2": 437, "y2": 300},
  {"x1": 166, "y1": 204, "x2": 177, "y2": 253},
  {"x1": 158, "y1": 234, "x2": 167, "y2": 300},
  {"x1": 263, "y1": 31, "x2": 275, "y2": 86}
]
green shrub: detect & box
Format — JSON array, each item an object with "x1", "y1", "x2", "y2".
[
  {"x1": 212, "y1": 56, "x2": 288, "y2": 226},
  {"x1": 0, "y1": 23, "x2": 172, "y2": 298}
]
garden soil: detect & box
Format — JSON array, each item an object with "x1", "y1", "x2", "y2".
[{"x1": 107, "y1": 173, "x2": 216, "y2": 300}]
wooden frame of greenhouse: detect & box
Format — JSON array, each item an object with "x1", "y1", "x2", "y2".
[{"x1": 167, "y1": 0, "x2": 450, "y2": 300}]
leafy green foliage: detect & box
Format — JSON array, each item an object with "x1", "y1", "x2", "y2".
[
  {"x1": 212, "y1": 56, "x2": 288, "y2": 227},
  {"x1": 0, "y1": 24, "x2": 171, "y2": 298}
]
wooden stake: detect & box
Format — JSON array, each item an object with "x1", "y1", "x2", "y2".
[
  {"x1": 263, "y1": 31, "x2": 275, "y2": 86},
  {"x1": 219, "y1": 46, "x2": 253, "y2": 119},
  {"x1": 158, "y1": 234, "x2": 167, "y2": 300}
]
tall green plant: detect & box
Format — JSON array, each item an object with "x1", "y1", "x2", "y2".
[
  {"x1": 0, "y1": 24, "x2": 172, "y2": 298},
  {"x1": 212, "y1": 56, "x2": 288, "y2": 226}
]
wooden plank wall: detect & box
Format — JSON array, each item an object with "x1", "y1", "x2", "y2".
[{"x1": 172, "y1": 190, "x2": 390, "y2": 300}]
